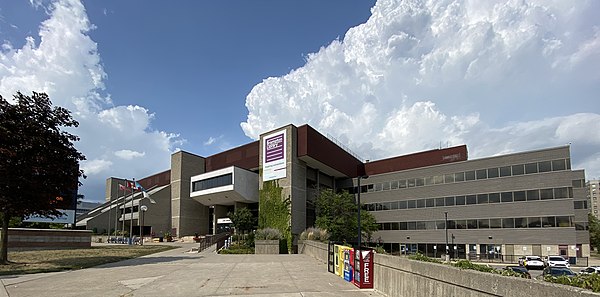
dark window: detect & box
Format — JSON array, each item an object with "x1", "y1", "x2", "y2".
[
  {"x1": 500, "y1": 166, "x2": 511, "y2": 177},
  {"x1": 436, "y1": 220, "x2": 445, "y2": 230},
  {"x1": 455, "y1": 172, "x2": 465, "y2": 182},
  {"x1": 513, "y1": 191, "x2": 526, "y2": 202},
  {"x1": 447, "y1": 220, "x2": 456, "y2": 229},
  {"x1": 552, "y1": 159, "x2": 566, "y2": 171},
  {"x1": 383, "y1": 223, "x2": 391, "y2": 230},
  {"x1": 444, "y1": 174, "x2": 455, "y2": 183},
  {"x1": 477, "y1": 194, "x2": 488, "y2": 204},
  {"x1": 367, "y1": 204, "x2": 375, "y2": 211},
  {"x1": 488, "y1": 193, "x2": 500, "y2": 203},
  {"x1": 425, "y1": 198, "x2": 434, "y2": 207},
  {"x1": 416, "y1": 221, "x2": 426, "y2": 230},
  {"x1": 542, "y1": 217, "x2": 556, "y2": 227},
  {"x1": 192, "y1": 173, "x2": 232, "y2": 191},
  {"x1": 390, "y1": 201, "x2": 399, "y2": 210},
  {"x1": 391, "y1": 222, "x2": 399, "y2": 230},
  {"x1": 467, "y1": 220, "x2": 478, "y2": 229},
  {"x1": 407, "y1": 200, "x2": 416, "y2": 208},
  {"x1": 575, "y1": 223, "x2": 587, "y2": 231},
  {"x1": 465, "y1": 171, "x2": 476, "y2": 181},
  {"x1": 478, "y1": 219, "x2": 490, "y2": 229},
  {"x1": 566, "y1": 158, "x2": 571, "y2": 169},
  {"x1": 367, "y1": 184, "x2": 374, "y2": 192},
  {"x1": 528, "y1": 217, "x2": 541, "y2": 228},
  {"x1": 376, "y1": 203, "x2": 382, "y2": 211},
  {"x1": 574, "y1": 201, "x2": 587, "y2": 209},
  {"x1": 526, "y1": 190, "x2": 539, "y2": 201},
  {"x1": 554, "y1": 187, "x2": 568, "y2": 199},
  {"x1": 501, "y1": 192, "x2": 513, "y2": 203},
  {"x1": 456, "y1": 220, "x2": 467, "y2": 229},
  {"x1": 381, "y1": 202, "x2": 391, "y2": 210},
  {"x1": 407, "y1": 179, "x2": 416, "y2": 188},
  {"x1": 490, "y1": 219, "x2": 502, "y2": 228},
  {"x1": 455, "y1": 196, "x2": 466, "y2": 205},
  {"x1": 572, "y1": 179, "x2": 584, "y2": 188},
  {"x1": 556, "y1": 216, "x2": 571, "y2": 227},
  {"x1": 415, "y1": 178, "x2": 425, "y2": 187},
  {"x1": 525, "y1": 163, "x2": 538, "y2": 174},
  {"x1": 476, "y1": 169, "x2": 487, "y2": 180},
  {"x1": 487, "y1": 168, "x2": 499, "y2": 178},
  {"x1": 445, "y1": 196, "x2": 455, "y2": 206},
  {"x1": 425, "y1": 221, "x2": 436, "y2": 230},
  {"x1": 408, "y1": 222, "x2": 417, "y2": 230},
  {"x1": 540, "y1": 188, "x2": 554, "y2": 200},
  {"x1": 399, "y1": 201, "x2": 407, "y2": 209},
  {"x1": 417, "y1": 199, "x2": 426, "y2": 208},
  {"x1": 375, "y1": 183, "x2": 383, "y2": 192},
  {"x1": 382, "y1": 182, "x2": 390, "y2": 191},
  {"x1": 424, "y1": 176, "x2": 433, "y2": 186},
  {"x1": 399, "y1": 180, "x2": 407, "y2": 188},
  {"x1": 390, "y1": 181, "x2": 399, "y2": 189},
  {"x1": 515, "y1": 218, "x2": 527, "y2": 228},
  {"x1": 538, "y1": 161, "x2": 552, "y2": 173},
  {"x1": 512, "y1": 164, "x2": 525, "y2": 175},
  {"x1": 502, "y1": 218, "x2": 515, "y2": 228},
  {"x1": 466, "y1": 195, "x2": 477, "y2": 205},
  {"x1": 435, "y1": 197, "x2": 445, "y2": 207},
  {"x1": 399, "y1": 222, "x2": 407, "y2": 230},
  {"x1": 569, "y1": 187, "x2": 573, "y2": 198}
]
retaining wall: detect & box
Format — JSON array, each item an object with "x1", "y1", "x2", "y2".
[{"x1": 2, "y1": 228, "x2": 92, "y2": 250}]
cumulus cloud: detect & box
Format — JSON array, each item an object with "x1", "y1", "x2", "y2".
[
  {"x1": 241, "y1": 0, "x2": 600, "y2": 178},
  {"x1": 0, "y1": 0, "x2": 179, "y2": 200}
]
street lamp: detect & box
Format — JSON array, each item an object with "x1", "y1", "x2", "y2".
[
  {"x1": 444, "y1": 211, "x2": 449, "y2": 260},
  {"x1": 357, "y1": 175, "x2": 368, "y2": 251},
  {"x1": 130, "y1": 191, "x2": 156, "y2": 245},
  {"x1": 139, "y1": 205, "x2": 148, "y2": 245}
]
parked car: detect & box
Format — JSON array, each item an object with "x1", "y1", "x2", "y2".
[
  {"x1": 542, "y1": 266, "x2": 576, "y2": 277},
  {"x1": 504, "y1": 265, "x2": 532, "y2": 278},
  {"x1": 580, "y1": 266, "x2": 600, "y2": 274},
  {"x1": 545, "y1": 255, "x2": 570, "y2": 268},
  {"x1": 519, "y1": 256, "x2": 545, "y2": 270}
]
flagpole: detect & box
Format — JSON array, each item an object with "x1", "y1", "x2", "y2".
[
  {"x1": 115, "y1": 184, "x2": 121, "y2": 242},
  {"x1": 107, "y1": 191, "x2": 111, "y2": 243},
  {"x1": 129, "y1": 178, "x2": 135, "y2": 245},
  {"x1": 121, "y1": 181, "x2": 126, "y2": 243}
]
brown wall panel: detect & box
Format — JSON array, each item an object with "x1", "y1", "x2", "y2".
[
  {"x1": 365, "y1": 145, "x2": 467, "y2": 176},
  {"x1": 138, "y1": 170, "x2": 171, "y2": 190},
  {"x1": 205, "y1": 141, "x2": 259, "y2": 171}
]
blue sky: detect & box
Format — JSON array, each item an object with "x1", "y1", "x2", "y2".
[{"x1": 1, "y1": 0, "x2": 599, "y2": 203}]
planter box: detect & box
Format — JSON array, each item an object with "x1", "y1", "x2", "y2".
[{"x1": 255, "y1": 240, "x2": 280, "y2": 254}]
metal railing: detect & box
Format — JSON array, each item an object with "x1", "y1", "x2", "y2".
[{"x1": 196, "y1": 233, "x2": 230, "y2": 253}]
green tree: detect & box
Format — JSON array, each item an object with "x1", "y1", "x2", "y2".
[
  {"x1": 0, "y1": 92, "x2": 85, "y2": 264},
  {"x1": 315, "y1": 189, "x2": 378, "y2": 244},
  {"x1": 589, "y1": 213, "x2": 600, "y2": 252},
  {"x1": 229, "y1": 207, "x2": 255, "y2": 236}
]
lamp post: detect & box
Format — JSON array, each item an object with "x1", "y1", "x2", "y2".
[
  {"x1": 444, "y1": 211, "x2": 449, "y2": 260},
  {"x1": 356, "y1": 174, "x2": 369, "y2": 283},
  {"x1": 139, "y1": 205, "x2": 148, "y2": 245}
]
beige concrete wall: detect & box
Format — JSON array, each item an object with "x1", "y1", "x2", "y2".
[
  {"x1": 171, "y1": 151, "x2": 209, "y2": 237},
  {"x1": 255, "y1": 240, "x2": 280, "y2": 254},
  {"x1": 4, "y1": 228, "x2": 92, "y2": 250}
]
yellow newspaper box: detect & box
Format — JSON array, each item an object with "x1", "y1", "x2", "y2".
[{"x1": 337, "y1": 245, "x2": 353, "y2": 277}]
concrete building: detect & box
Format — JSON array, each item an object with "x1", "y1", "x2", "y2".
[
  {"x1": 588, "y1": 180, "x2": 600, "y2": 220},
  {"x1": 77, "y1": 123, "x2": 590, "y2": 257}
]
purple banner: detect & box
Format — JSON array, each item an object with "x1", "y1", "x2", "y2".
[{"x1": 265, "y1": 133, "x2": 284, "y2": 162}]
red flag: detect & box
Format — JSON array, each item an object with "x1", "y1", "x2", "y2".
[
  {"x1": 119, "y1": 184, "x2": 125, "y2": 191},
  {"x1": 126, "y1": 181, "x2": 136, "y2": 189}
]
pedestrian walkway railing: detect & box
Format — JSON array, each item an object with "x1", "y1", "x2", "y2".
[{"x1": 196, "y1": 233, "x2": 230, "y2": 253}]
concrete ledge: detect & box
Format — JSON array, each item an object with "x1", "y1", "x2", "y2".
[
  {"x1": 2, "y1": 228, "x2": 92, "y2": 250},
  {"x1": 255, "y1": 240, "x2": 280, "y2": 254}
]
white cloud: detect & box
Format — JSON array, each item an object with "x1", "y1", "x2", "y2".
[
  {"x1": 0, "y1": 0, "x2": 180, "y2": 201},
  {"x1": 241, "y1": 0, "x2": 600, "y2": 179},
  {"x1": 204, "y1": 137, "x2": 216, "y2": 146}
]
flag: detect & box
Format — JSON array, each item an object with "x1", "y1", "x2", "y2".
[
  {"x1": 119, "y1": 184, "x2": 126, "y2": 191},
  {"x1": 126, "y1": 181, "x2": 136, "y2": 189},
  {"x1": 135, "y1": 181, "x2": 146, "y2": 191}
]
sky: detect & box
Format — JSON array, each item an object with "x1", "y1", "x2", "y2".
[{"x1": 1, "y1": 0, "x2": 599, "y2": 203}]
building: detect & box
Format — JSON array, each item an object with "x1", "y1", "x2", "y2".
[
  {"x1": 588, "y1": 180, "x2": 600, "y2": 220},
  {"x1": 77, "y1": 123, "x2": 590, "y2": 257},
  {"x1": 76, "y1": 201, "x2": 103, "y2": 218}
]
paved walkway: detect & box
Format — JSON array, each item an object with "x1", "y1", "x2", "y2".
[{"x1": 0, "y1": 243, "x2": 384, "y2": 297}]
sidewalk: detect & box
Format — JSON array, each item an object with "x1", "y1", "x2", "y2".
[{"x1": 1, "y1": 243, "x2": 383, "y2": 297}]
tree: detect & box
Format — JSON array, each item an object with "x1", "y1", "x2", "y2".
[
  {"x1": 0, "y1": 92, "x2": 85, "y2": 264},
  {"x1": 314, "y1": 189, "x2": 378, "y2": 243},
  {"x1": 589, "y1": 213, "x2": 600, "y2": 252},
  {"x1": 229, "y1": 207, "x2": 255, "y2": 236}
]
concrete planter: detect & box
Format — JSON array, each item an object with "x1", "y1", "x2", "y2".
[{"x1": 255, "y1": 240, "x2": 280, "y2": 254}]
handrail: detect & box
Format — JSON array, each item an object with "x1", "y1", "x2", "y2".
[{"x1": 196, "y1": 232, "x2": 230, "y2": 253}]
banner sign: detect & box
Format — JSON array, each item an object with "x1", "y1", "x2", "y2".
[{"x1": 262, "y1": 129, "x2": 287, "y2": 181}]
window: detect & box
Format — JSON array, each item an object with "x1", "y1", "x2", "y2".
[
  {"x1": 572, "y1": 179, "x2": 584, "y2": 188},
  {"x1": 478, "y1": 219, "x2": 490, "y2": 229},
  {"x1": 425, "y1": 198, "x2": 434, "y2": 207},
  {"x1": 554, "y1": 187, "x2": 568, "y2": 199},
  {"x1": 435, "y1": 197, "x2": 445, "y2": 207},
  {"x1": 499, "y1": 166, "x2": 511, "y2": 177},
  {"x1": 488, "y1": 193, "x2": 500, "y2": 203},
  {"x1": 425, "y1": 221, "x2": 436, "y2": 230},
  {"x1": 399, "y1": 180, "x2": 407, "y2": 188},
  {"x1": 476, "y1": 169, "x2": 487, "y2": 180},
  {"x1": 477, "y1": 194, "x2": 489, "y2": 204},
  {"x1": 416, "y1": 221, "x2": 426, "y2": 230},
  {"x1": 417, "y1": 199, "x2": 426, "y2": 208},
  {"x1": 466, "y1": 195, "x2": 477, "y2": 205},
  {"x1": 455, "y1": 220, "x2": 467, "y2": 229},
  {"x1": 390, "y1": 181, "x2": 399, "y2": 189},
  {"x1": 381, "y1": 202, "x2": 391, "y2": 210},
  {"x1": 390, "y1": 201, "x2": 399, "y2": 210},
  {"x1": 447, "y1": 220, "x2": 456, "y2": 229},
  {"x1": 465, "y1": 171, "x2": 476, "y2": 181},
  {"x1": 566, "y1": 158, "x2": 571, "y2": 169},
  {"x1": 455, "y1": 195, "x2": 466, "y2": 205},
  {"x1": 540, "y1": 188, "x2": 554, "y2": 200},
  {"x1": 556, "y1": 216, "x2": 571, "y2": 227},
  {"x1": 574, "y1": 201, "x2": 587, "y2": 209},
  {"x1": 512, "y1": 164, "x2": 525, "y2": 175},
  {"x1": 400, "y1": 222, "x2": 407, "y2": 230},
  {"x1": 525, "y1": 163, "x2": 538, "y2": 174},
  {"x1": 407, "y1": 179, "x2": 416, "y2": 188},
  {"x1": 501, "y1": 192, "x2": 513, "y2": 203},
  {"x1": 375, "y1": 183, "x2": 383, "y2": 191},
  {"x1": 538, "y1": 161, "x2": 552, "y2": 173},
  {"x1": 445, "y1": 196, "x2": 455, "y2": 206},
  {"x1": 552, "y1": 159, "x2": 566, "y2": 171},
  {"x1": 192, "y1": 173, "x2": 232, "y2": 191},
  {"x1": 367, "y1": 204, "x2": 375, "y2": 211},
  {"x1": 367, "y1": 184, "x2": 374, "y2": 192},
  {"x1": 515, "y1": 218, "x2": 527, "y2": 228},
  {"x1": 376, "y1": 203, "x2": 383, "y2": 211},
  {"x1": 383, "y1": 223, "x2": 391, "y2": 230},
  {"x1": 407, "y1": 200, "x2": 416, "y2": 208},
  {"x1": 526, "y1": 190, "x2": 539, "y2": 201},
  {"x1": 382, "y1": 182, "x2": 390, "y2": 191},
  {"x1": 436, "y1": 220, "x2": 445, "y2": 230},
  {"x1": 542, "y1": 216, "x2": 556, "y2": 227},
  {"x1": 433, "y1": 175, "x2": 444, "y2": 184},
  {"x1": 487, "y1": 168, "x2": 499, "y2": 178},
  {"x1": 399, "y1": 201, "x2": 407, "y2": 209},
  {"x1": 490, "y1": 219, "x2": 502, "y2": 228},
  {"x1": 424, "y1": 176, "x2": 433, "y2": 186},
  {"x1": 455, "y1": 172, "x2": 465, "y2": 182},
  {"x1": 444, "y1": 174, "x2": 455, "y2": 183},
  {"x1": 467, "y1": 220, "x2": 478, "y2": 229},
  {"x1": 502, "y1": 218, "x2": 515, "y2": 228},
  {"x1": 513, "y1": 191, "x2": 526, "y2": 202},
  {"x1": 415, "y1": 178, "x2": 425, "y2": 187},
  {"x1": 407, "y1": 222, "x2": 417, "y2": 230},
  {"x1": 528, "y1": 217, "x2": 541, "y2": 228}
]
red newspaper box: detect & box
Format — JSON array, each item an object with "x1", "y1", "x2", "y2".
[{"x1": 353, "y1": 249, "x2": 374, "y2": 289}]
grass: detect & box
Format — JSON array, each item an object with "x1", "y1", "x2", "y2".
[{"x1": 0, "y1": 245, "x2": 176, "y2": 275}]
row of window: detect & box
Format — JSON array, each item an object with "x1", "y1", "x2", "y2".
[
  {"x1": 191, "y1": 174, "x2": 233, "y2": 192},
  {"x1": 365, "y1": 187, "x2": 573, "y2": 211},
  {"x1": 377, "y1": 216, "x2": 574, "y2": 231},
  {"x1": 358, "y1": 158, "x2": 571, "y2": 193}
]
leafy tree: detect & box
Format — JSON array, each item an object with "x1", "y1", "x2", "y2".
[
  {"x1": 229, "y1": 207, "x2": 255, "y2": 236},
  {"x1": 589, "y1": 213, "x2": 600, "y2": 252},
  {"x1": 0, "y1": 92, "x2": 85, "y2": 264},
  {"x1": 315, "y1": 189, "x2": 378, "y2": 244}
]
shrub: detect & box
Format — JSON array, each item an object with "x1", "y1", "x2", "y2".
[
  {"x1": 452, "y1": 260, "x2": 496, "y2": 273},
  {"x1": 373, "y1": 245, "x2": 386, "y2": 254},
  {"x1": 408, "y1": 252, "x2": 443, "y2": 264},
  {"x1": 545, "y1": 273, "x2": 600, "y2": 293},
  {"x1": 218, "y1": 243, "x2": 254, "y2": 254},
  {"x1": 255, "y1": 228, "x2": 282, "y2": 240},
  {"x1": 299, "y1": 227, "x2": 329, "y2": 242}
]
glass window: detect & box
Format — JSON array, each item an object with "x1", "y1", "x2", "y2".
[
  {"x1": 435, "y1": 197, "x2": 445, "y2": 207},
  {"x1": 433, "y1": 175, "x2": 444, "y2": 184},
  {"x1": 391, "y1": 222, "x2": 399, "y2": 230},
  {"x1": 490, "y1": 218, "x2": 502, "y2": 228},
  {"x1": 375, "y1": 183, "x2": 383, "y2": 191},
  {"x1": 382, "y1": 202, "x2": 391, "y2": 210},
  {"x1": 416, "y1": 221, "x2": 426, "y2": 230},
  {"x1": 526, "y1": 190, "x2": 539, "y2": 201},
  {"x1": 542, "y1": 216, "x2": 556, "y2": 227},
  {"x1": 399, "y1": 222, "x2": 407, "y2": 230},
  {"x1": 574, "y1": 201, "x2": 587, "y2": 209},
  {"x1": 515, "y1": 218, "x2": 527, "y2": 228},
  {"x1": 575, "y1": 223, "x2": 587, "y2": 231},
  {"x1": 525, "y1": 163, "x2": 538, "y2": 174},
  {"x1": 502, "y1": 218, "x2": 515, "y2": 228},
  {"x1": 566, "y1": 158, "x2": 571, "y2": 169},
  {"x1": 455, "y1": 172, "x2": 465, "y2": 182},
  {"x1": 192, "y1": 173, "x2": 233, "y2": 191},
  {"x1": 444, "y1": 174, "x2": 455, "y2": 183},
  {"x1": 447, "y1": 220, "x2": 456, "y2": 229},
  {"x1": 425, "y1": 221, "x2": 436, "y2": 230},
  {"x1": 572, "y1": 179, "x2": 584, "y2": 188},
  {"x1": 478, "y1": 219, "x2": 490, "y2": 229},
  {"x1": 465, "y1": 171, "x2": 476, "y2": 181},
  {"x1": 376, "y1": 203, "x2": 383, "y2": 211},
  {"x1": 512, "y1": 164, "x2": 525, "y2": 175},
  {"x1": 425, "y1": 198, "x2": 434, "y2": 207},
  {"x1": 528, "y1": 217, "x2": 541, "y2": 228},
  {"x1": 415, "y1": 178, "x2": 425, "y2": 187},
  {"x1": 407, "y1": 200, "x2": 416, "y2": 208},
  {"x1": 477, "y1": 194, "x2": 489, "y2": 204},
  {"x1": 390, "y1": 201, "x2": 399, "y2": 210},
  {"x1": 399, "y1": 200, "x2": 407, "y2": 209},
  {"x1": 424, "y1": 176, "x2": 433, "y2": 186},
  {"x1": 569, "y1": 187, "x2": 574, "y2": 198},
  {"x1": 399, "y1": 180, "x2": 407, "y2": 188},
  {"x1": 538, "y1": 161, "x2": 551, "y2": 173},
  {"x1": 501, "y1": 192, "x2": 513, "y2": 203},
  {"x1": 367, "y1": 184, "x2": 374, "y2": 192},
  {"x1": 487, "y1": 168, "x2": 499, "y2": 178},
  {"x1": 556, "y1": 216, "x2": 571, "y2": 227},
  {"x1": 476, "y1": 169, "x2": 487, "y2": 180},
  {"x1": 552, "y1": 159, "x2": 566, "y2": 171},
  {"x1": 407, "y1": 222, "x2": 417, "y2": 230},
  {"x1": 382, "y1": 182, "x2": 390, "y2": 191},
  {"x1": 540, "y1": 188, "x2": 554, "y2": 200},
  {"x1": 445, "y1": 196, "x2": 455, "y2": 206},
  {"x1": 390, "y1": 181, "x2": 399, "y2": 190},
  {"x1": 499, "y1": 166, "x2": 511, "y2": 177},
  {"x1": 407, "y1": 179, "x2": 416, "y2": 188},
  {"x1": 436, "y1": 220, "x2": 445, "y2": 230},
  {"x1": 489, "y1": 193, "x2": 500, "y2": 203},
  {"x1": 513, "y1": 191, "x2": 526, "y2": 202},
  {"x1": 417, "y1": 199, "x2": 426, "y2": 208},
  {"x1": 554, "y1": 187, "x2": 568, "y2": 199},
  {"x1": 383, "y1": 223, "x2": 391, "y2": 230},
  {"x1": 455, "y1": 195, "x2": 466, "y2": 205},
  {"x1": 455, "y1": 220, "x2": 467, "y2": 229},
  {"x1": 466, "y1": 195, "x2": 477, "y2": 205},
  {"x1": 467, "y1": 219, "x2": 478, "y2": 229}
]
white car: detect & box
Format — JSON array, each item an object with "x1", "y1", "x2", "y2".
[
  {"x1": 580, "y1": 266, "x2": 600, "y2": 274},
  {"x1": 520, "y1": 256, "x2": 545, "y2": 270},
  {"x1": 545, "y1": 256, "x2": 570, "y2": 268}
]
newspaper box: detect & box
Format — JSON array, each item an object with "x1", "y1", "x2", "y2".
[
  {"x1": 336, "y1": 245, "x2": 353, "y2": 278},
  {"x1": 353, "y1": 249, "x2": 374, "y2": 289},
  {"x1": 343, "y1": 248, "x2": 354, "y2": 282}
]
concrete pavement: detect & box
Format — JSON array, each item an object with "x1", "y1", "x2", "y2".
[{"x1": 0, "y1": 243, "x2": 384, "y2": 297}]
